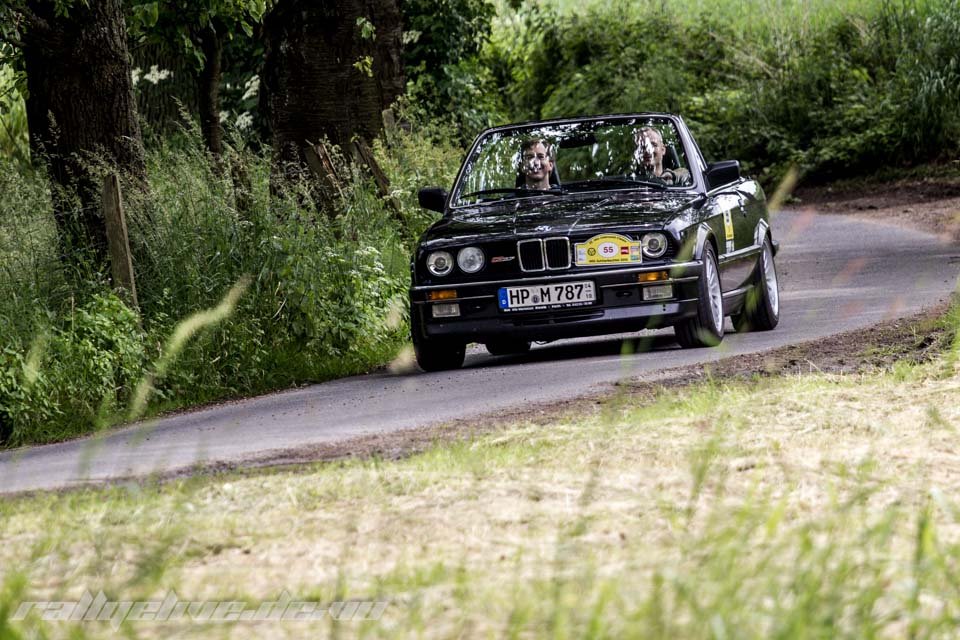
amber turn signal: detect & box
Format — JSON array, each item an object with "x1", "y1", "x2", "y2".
[
  {"x1": 637, "y1": 271, "x2": 669, "y2": 283},
  {"x1": 427, "y1": 289, "x2": 458, "y2": 301}
]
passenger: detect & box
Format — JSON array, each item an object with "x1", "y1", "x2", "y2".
[
  {"x1": 634, "y1": 127, "x2": 690, "y2": 186},
  {"x1": 518, "y1": 138, "x2": 557, "y2": 190}
]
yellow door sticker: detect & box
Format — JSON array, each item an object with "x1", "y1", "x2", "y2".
[
  {"x1": 723, "y1": 210, "x2": 735, "y2": 240},
  {"x1": 574, "y1": 233, "x2": 641, "y2": 266},
  {"x1": 723, "y1": 210, "x2": 735, "y2": 253}
]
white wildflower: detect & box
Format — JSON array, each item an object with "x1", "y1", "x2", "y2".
[
  {"x1": 235, "y1": 112, "x2": 254, "y2": 130},
  {"x1": 143, "y1": 64, "x2": 172, "y2": 84},
  {"x1": 242, "y1": 75, "x2": 260, "y2": 101}
]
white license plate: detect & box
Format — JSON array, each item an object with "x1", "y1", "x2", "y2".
[{"x1": 498, "y1": 281, "x2": 596, "y2": 312}]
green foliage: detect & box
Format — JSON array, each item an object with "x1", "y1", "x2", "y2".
[
  {"x1": 402, "y1": 0, "x2": 495, "y2": 76},
  {"x1": 377, "y1": 101, "x2": 472, "y2": 235},
  {"x1": 0, "y1": 118, "x2": 460, "y2": 446},
  {"x1": 0, "y1": 65, "x2": 27, "y2": 165},
  {"x1": 0, "y1": 345, "x2": 57, "y2": 445},
  {"x1": 480, "y1": 0, "x2": 960, "y2": 185},
  {"x1": 356, "y1": 16, "x2": 376, "y2": 41},
  {"x1": 402, "y1": 0, "x2": 503, "y2": 137},
  {"x1": 0, "y1": 293, "x2": 144, "y2": 445},
  {"x1": 128, "y1": 0, "x2": 269, "y2": 69},
  {"x1": 47, "y1": 294, "x2": 146, "y2": 426}
]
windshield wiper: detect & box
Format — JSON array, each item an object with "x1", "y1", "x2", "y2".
[
  {"x1": 563, "y1": 177, "x2": 668, "y2": 191},
  {"x1": 462, "y1": 187, "x2": 565, "y2": 200}
]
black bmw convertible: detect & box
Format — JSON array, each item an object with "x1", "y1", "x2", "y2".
[{"x1": 410, "y1": 113, "x2": 780, "y2": 371}]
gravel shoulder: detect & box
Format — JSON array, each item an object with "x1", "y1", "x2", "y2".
[{"x1": 793, "y1": 175, "x2": 960, "y2": 241}]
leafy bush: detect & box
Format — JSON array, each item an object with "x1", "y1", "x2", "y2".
[
  {"x1": 402, "y1": 0, "x2": 504, "y2": 137},
  {"x1": 0, "y1": 293, "x2": 143, "y2": 445},
  {"x1": 47, "y1": 294, "x2": 145, "y2": 430},
  {"x1": 477, "y1": 0, "x2": 960, "y2": 185},
  {"x1": 0, "y1": 65, "x2": 28, "y2": 166},
  {"x1": 0, "y1": 345, "x2": 57, "y2": 445},
  {"x1": 0, "y1": 119, "x2": 459, "y2": 445}
]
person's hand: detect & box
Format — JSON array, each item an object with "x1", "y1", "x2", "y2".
[{"x1": 660, "y1": 168, "x2": 690, "y2": 186}]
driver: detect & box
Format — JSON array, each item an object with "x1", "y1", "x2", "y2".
[
  {"x1": 518, "y1": 138, "x2": 556, "y2": 190},
  {"x1": 634, "y1": 127, "x2": 690, "y2": 186}
]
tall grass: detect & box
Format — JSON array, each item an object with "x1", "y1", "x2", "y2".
[
  {"x1": 0, "y1": 122, "x2": 461, "y2": 447},
  {"x1": 4, "y1": 356, "x2": 960, "y2": 637}
]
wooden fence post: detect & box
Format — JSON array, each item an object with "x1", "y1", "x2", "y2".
[
  {"x1": 102, "y1": 174, "x2": 139, "y2": 310},
  {"x1": 304, "y1": 140, "x2": 346, "y2": 203},
  {"x1": 351, "y1": 139, "x2": 391, "y2": 199},
  {"x1": 351, "y1": 139, "x2": 405, "y2": 225},
  {"x1": 382, "y1": 108, "x2": 397, "y2": 140}
]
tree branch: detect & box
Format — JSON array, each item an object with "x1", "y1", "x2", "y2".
[{"x1": 3, "y1": 4, "x2": 62, "y2": 49}]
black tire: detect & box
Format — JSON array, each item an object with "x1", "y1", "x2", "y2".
[
  {"x1": 484, "y1": 339, "x2": 532, "y2": 356},
  {"x1": 674, "y1": 242, "x2": 724, "y2": 348},
  {"x1": 411, "y1": 305, "x2": 465, "y2": 371},
  {"x1": 733, "y1": 235, "x2": 780, "y2": 332}
]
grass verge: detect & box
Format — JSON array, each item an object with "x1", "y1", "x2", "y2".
[{"x1": 2, "y1": 303, "x2": 960, "y2": 638}]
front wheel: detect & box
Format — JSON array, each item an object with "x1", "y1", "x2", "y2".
[
  {"x1": 733, "y1": 235, "x2": 780, "y2": 332},
  {"x1": 674, "y1": 242, "x2": 724, "y2": 348},
  {"x1": 411, "y1": 305, "x2": 465, "y2": 371}
]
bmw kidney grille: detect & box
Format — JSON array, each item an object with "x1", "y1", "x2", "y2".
[{"x1": 517, "y1": 238, "x2": 570, "y2": 272}]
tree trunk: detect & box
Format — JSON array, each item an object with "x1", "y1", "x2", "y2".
[
  {"x1": 197, "y1": 24, "x2": 224, "y2": 158},
  {"x1": 262, "y1": 0, "x2": 404, "y2": 192},
  {"x1": 22, "y1": 0, "x2": 145, "y2": 269}
]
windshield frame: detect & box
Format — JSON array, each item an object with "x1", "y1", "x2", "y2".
[{"x1": 447, "y1": 113, "x2": 703, "y2": 211}]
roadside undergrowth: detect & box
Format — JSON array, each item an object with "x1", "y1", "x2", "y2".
[{"x1": 0, "y1": 118, "x2": 461, "y2": 447}]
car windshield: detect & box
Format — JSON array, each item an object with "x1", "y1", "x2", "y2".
[{"x1": 452, "y1": 117, "x2": 693, "y2": 207}]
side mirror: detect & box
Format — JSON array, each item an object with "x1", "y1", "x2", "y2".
[
  {"x1": 418, "y1": 187, "x2": 448, "y2": 213},
  {"x1": 704, "y1": 160, "x2": 741, "y2": 190}
]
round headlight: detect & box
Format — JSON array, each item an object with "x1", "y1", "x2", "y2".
[
  {"x1": 641, "y1": 232, "x2": 669, "y2": 259},
  {"x1": 457, "y1": 247, "x2": 485, "y2": 274},
  {"x1": 426, "y1": 251, "x2": 454, "y2": 277}
]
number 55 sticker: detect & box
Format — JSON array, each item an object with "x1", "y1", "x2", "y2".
[{"x1": 575, "y1": 233, "x2": 641, "y2": 266}]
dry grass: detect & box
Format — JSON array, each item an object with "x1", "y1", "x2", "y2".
[{"x1": 3, "y1": 359, "x2": 960, "y2": 638}]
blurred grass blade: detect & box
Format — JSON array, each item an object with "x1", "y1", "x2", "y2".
[{"x1": 127, "y1": 276, "x2": 251, "y2": 421}]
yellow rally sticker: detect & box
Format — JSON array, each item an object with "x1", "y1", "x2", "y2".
[
  {"x1": 723, "y1": 210, "x2": 735, "y2": 241},
  {"x1": 574, "y1": 233, "x2": 641, "y2": 266}
]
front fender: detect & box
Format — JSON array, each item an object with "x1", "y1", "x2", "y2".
[
  {"x1": 675, "y1": 222, "x2": 715, "y2": 264},
  {"x1": 753, "y1": 218, "x2": 779, "y2": 255},
  {"x1": 693, "y1": 222, "x2": 716, "y2": 261},
  {"x1": 753, "y1": 218, "x2": 770, "y2": 247}
]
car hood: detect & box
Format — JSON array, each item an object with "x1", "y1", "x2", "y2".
[{"x1": 421, "y1": 192, "x2": 703, "y2": 247}]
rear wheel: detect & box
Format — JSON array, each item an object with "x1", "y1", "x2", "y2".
[
  {"x1": 675, "y1": 242, "x2": 724, "y2": 348},
  {"x1": 484, "y1": 339, "x2": 532, "y2": 356},
  {"x1": 732, "y1": 236, "x2": 780, "y2": 332},
  {"x1": 411, "y1": 306, "x2": 465, "y2": 371}
]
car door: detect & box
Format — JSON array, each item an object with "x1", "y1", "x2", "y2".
[
  {"x1": 712, "y1": 186, "x2": 751, "y2": 293},
  {"x1": 685, "y1": 128, "x2": 751, "y2": 293}
]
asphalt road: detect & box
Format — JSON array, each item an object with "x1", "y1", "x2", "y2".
[{"x1": 2, "y1": 210, "x2": 959, "y2": 494}]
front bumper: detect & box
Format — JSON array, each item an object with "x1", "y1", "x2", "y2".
[{"x1": 411, "y1": 260, "x2": 703, "y2": 343}]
